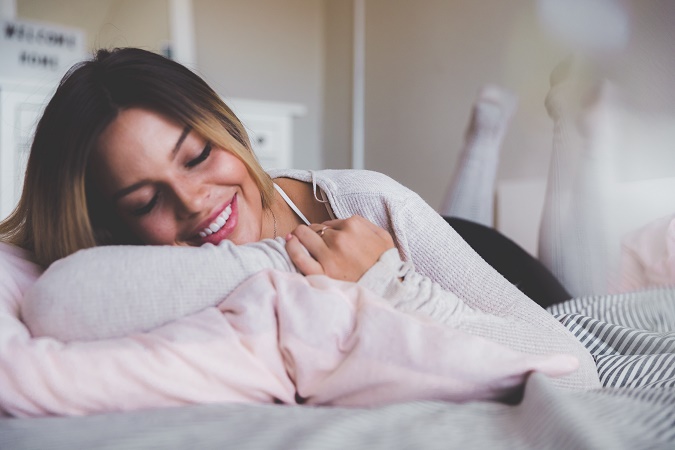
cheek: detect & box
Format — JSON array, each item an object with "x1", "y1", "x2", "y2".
[
  {"x1": 213, "y1": 150, "x2": 251, "y2": 180},
  {"x1": 129, "y1": 213, "x2": 178, "y2": 245}
]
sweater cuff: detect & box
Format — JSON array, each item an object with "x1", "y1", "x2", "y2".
[{"x1": 357, "y1": 248, "x2": 411, "y2": 300}]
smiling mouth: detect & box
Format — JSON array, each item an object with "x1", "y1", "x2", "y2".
[{"x1": 198, "y1": 204, "x2": 232, "y2": 237}]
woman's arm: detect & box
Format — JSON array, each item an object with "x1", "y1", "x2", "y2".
[
  {"x1": 284, "y1": 215, "x2": 469, "y2": 322},
  {"x1": 21, "y1": 238, "x2": 297, "y2": 341},
  {"x1": 287, "y1": 169, "x2": 600, "y2": 389},
  {"x1": 382, "y1": 190, "x2": 601, "y2": 389},
  {"x1": 283, "y1": 222, "x2": 595, "y2": 391}
]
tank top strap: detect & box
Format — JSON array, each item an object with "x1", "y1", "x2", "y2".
[{"x1": 274, "y1": 183, "x2": 311, "y2": 225}]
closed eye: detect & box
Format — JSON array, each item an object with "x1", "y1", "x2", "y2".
[
  {"x1": 186, "y1": 143, "x2": 212, "y2": 168},
  {"x1": 131, "y1": 194, "x2": 159, "y2": 216}
]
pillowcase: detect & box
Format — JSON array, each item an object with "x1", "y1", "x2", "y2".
[
  {"x1": 617, "y1": 214, "x2": 675, "y2": 292},
  {"x1": 0, "y1": 243, "x2": 42, "y2": 313}
]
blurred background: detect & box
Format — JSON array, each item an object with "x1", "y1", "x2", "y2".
[{"x1": 2, "y1": 0, "x2": 675, "y2": 257}]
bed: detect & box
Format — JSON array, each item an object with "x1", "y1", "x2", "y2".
[
  {"x1": 1, "y1": 234, "x2": 673, "y2": 449},
  {"x1": 1, "y1": 370, "x2": 673, "y2": 449},
  {"x1": 2, "y1": 273, "x2": 675, "y2": 450},
  {"x1": 1, "y1": 289, "x2": 674, "y2": 450}
]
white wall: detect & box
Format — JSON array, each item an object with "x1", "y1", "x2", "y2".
[{"x1": 602, "y1": 0, "x2": 675, "y2": 181}]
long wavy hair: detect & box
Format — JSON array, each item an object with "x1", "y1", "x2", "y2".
[{"x1": 0, "y1": 48, "x2": 274, "y2": 267}]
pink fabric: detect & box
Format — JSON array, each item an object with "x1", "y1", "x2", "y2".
[
  {"x1": 616, "y1": 215, "x2": 675, "y2": 292},
  {"x1": 0, "y1": 243, "x2": 578, "y2": 418}
]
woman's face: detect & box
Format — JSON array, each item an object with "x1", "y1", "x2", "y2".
[{"x1": 92, "y1": 107, "x2": 265, "y2": 246}]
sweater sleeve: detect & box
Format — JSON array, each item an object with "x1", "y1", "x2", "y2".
[
  {"x1": 326, "y1": 170, "x2": 526, "y2": 317},
  {"x1": 358, "y1": 248, "x2": 473, "y2": 326},
  {"x1": 21, "y1": 238, "x2": 297, "y2": 341},
  {"x1": 325, "y1": 170, "x2": 600, "y2": 389},
  {"x1": 389, "y1": 189, "x2": 601, "y2": 389}
]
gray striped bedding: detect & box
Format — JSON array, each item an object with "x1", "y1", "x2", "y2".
[
  {"x1": 2, "y1": 288, "x2": 673, "y2": 449},
  {"x1": 548, "y1": 288, "x2": 675, "y2": 390}
]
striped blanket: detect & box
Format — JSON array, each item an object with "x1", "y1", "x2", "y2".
[{"x1": 549, "y1": 288, "x2": 675, "y2": 390}]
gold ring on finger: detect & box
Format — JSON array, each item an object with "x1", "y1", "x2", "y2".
[{"x1": 317, "y1": 226, "x2": 329, "y2": 237}]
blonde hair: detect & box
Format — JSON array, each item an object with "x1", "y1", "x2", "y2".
[{"x1": 0, "y1": 48, "x2": 274, "y2": 267}]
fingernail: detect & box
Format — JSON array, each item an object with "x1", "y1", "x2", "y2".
[{"x1": 285, "y1": 233, "x2": 293, "y2": 241}]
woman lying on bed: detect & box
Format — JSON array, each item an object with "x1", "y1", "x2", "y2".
[{"x1": 0, "y1": 48, "x2": 600, "y2": 414}]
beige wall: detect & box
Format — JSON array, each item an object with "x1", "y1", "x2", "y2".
[
  {"x1": 361, "y1": 0, "x2": 675, "y2": 209},
  {"x1": 17, "y1": 0, "x2": 170, "y2": 53},
  {"x1": 362, "y1": 0, "x2": 567, "y2": 208},
  {"x1": 193, "y1": 0, "x2": 325, "y2": 170},
  {"x1": 322, "y1": 0, "x2": 353, "y2": 169}
]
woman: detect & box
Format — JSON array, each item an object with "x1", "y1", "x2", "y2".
[
  {"x1": 1, "y1": 48, "x2": 599, "y2": 390},
  {"x1": 0, "y1": 48, "x2": 388, "y2": 277}
]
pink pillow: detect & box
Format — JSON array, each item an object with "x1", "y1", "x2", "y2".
[
  {"x1": 617, "y1": 215, "x2": 675, "y2": 292},
  {"x1": 0, "y1": 243, "x2": 42, "y2": 315}
]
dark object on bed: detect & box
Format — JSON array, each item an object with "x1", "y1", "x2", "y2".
[{"x1": 444, "y1": 216, "x2": 571, "y2": 307}]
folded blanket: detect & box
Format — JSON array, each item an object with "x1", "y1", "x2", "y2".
[{"x1": 0, "y1": 244, "x2": 577, "y2": 417}]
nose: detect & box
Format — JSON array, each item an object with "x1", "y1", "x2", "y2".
[{"x1": 172, "y1": 179, "x2": 208, "y2": 219}]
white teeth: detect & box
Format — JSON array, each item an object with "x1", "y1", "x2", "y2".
[{"x1": 199, "y1": 204, "x2": 233, "y2": 237}]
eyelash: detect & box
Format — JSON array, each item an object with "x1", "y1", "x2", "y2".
[
  {"x1": 130, "y1": 143, "x2": 213, "y2": 217},
  {"x1": 186, "y1": 142, "x2": 212, "y2": 168},
  {"x1": 131, "y1": 194, "x2": 159, "y2": 217}
]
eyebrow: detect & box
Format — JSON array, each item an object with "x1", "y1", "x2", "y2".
[
  {"x1": 112, "y1": 126, "x2": 192, "y2": 202},
  {"x1": 171, "y1": 126, "x2": 192, "y2": 159}
]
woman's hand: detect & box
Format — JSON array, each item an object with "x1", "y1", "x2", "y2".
[{"x1": 285, "y1": 215, "x2": 395, "y2": 281}]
